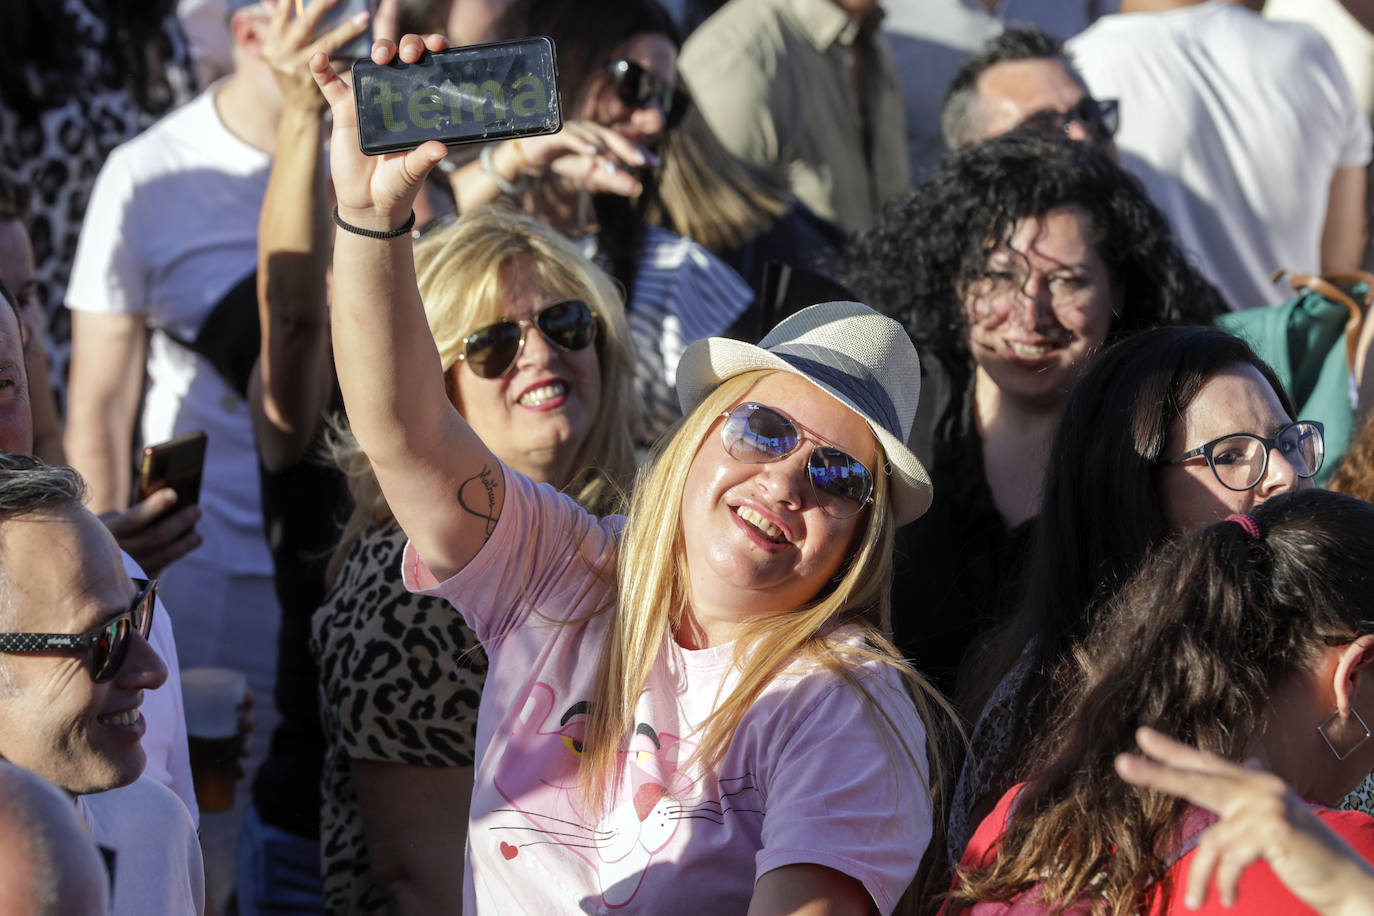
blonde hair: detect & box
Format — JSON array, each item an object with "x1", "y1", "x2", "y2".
[
  {"x1": 577, "y1": 370, "x2": 954, "y2": 822},
  {"x1": 326, "y1": 207, "x2": 639, "y2": 583},
  {"x1": 647, "y1": 105, "x2": 790, "y2": 254}
]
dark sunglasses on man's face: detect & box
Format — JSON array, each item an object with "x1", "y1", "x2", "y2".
[
  {"x1": 720, "y1": 402, "x2": 875, "y2": 519},
  {"x1": 0, "y1": 578, "x2": 156, "y2": 683},
  {"x1": 604, "y1": 59, "x2": 687, "y2": 128},
  {"x1": 1019, "y1": 96, "x2": 1120, "y2": 143},
  {"x1": 458, "y1": 299, "x2": 598, "y2": 380}
]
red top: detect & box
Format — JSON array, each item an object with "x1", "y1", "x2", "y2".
[{"x1": 945, "y1": 783, "x2": 1374, "y2": 915}]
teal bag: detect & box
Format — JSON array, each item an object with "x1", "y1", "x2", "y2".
[{"x1": 1216, "y1": 273, "x2": 1370, "y2": 486}]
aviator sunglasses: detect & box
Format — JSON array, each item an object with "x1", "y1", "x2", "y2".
[
  {"x1": 0, "y1": 578, "x2": 156, "y2": 683},
  {"x1": 604, "y1": 59, "x2": 688, "y2": 128},
  {"x1": 458, "y1": 299, "x2": 598, "y2": 379},
  {"x1": 720, "y1": 403, "x2": 875, "y2": 519}
]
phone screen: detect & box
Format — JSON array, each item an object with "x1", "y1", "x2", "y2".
[{"x1": 352, "y1": 36, "x2": 562, "y2": 155}]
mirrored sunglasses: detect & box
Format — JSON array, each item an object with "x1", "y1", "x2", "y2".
[
  {"x1": 458, "y1": 299, "x2": 598, "y2": 379},
  {"x1": 0, "y1": 578, "x2": 157, "y2": 683},
  {"x1": 1161, "y1": 419, "x2": 1325, "y2": 491},
  {"x1": 720, "y1": 403, "x2": 875, "y2": 519},
  {"x1": 604, "y1": 59, "x2": 687, "y2": 128}
]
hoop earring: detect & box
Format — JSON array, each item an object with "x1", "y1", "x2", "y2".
[{"x1": 1317, "y1": 707, "x2": 1372, "y2": 761}]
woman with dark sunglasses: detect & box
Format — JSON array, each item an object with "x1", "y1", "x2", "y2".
[
  {"x1": 311, "y1": 32, "x2": 952, "y2": 914},
  {"x1": 948, "y1": 326, "x2": 1323, "y2": 862},
  {"x1": 444, "y1": 0, "x2": 754, "y2": 443},
  {"x1": 312, "y1": 207, "x2": 637, "y2": 915}
]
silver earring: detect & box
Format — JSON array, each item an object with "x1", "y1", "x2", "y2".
[{"x1": 1317, "y1": 706, "x2": 1372, "y2": 761}]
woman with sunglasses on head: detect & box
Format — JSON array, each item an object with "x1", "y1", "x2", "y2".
[
  {"x1": 949, "y1": 326, "x2": 1324, "y2": 861},
  {"x1": 947, "y1": 488, "x2": 1374, "y2": 915},
  {"x1": 312, "y1": 32, "x2": 949, "y2": 914},
  {"x1": 312, "y1": 207, "x2": 636, "y2": 916},
  {"x1": 446, "y1": 0, "x2": 754, "y2": 443},
  {"x1": 839, "y1": 131, "x2": 1226, "y2": 701}
]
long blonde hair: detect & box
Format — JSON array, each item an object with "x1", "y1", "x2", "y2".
[
  {"x1": 577, "y1": 370, "x2": 954, "y2": 822},
  {"x1": 326, "y1": 207, "x2": 639, "y2": 583}
]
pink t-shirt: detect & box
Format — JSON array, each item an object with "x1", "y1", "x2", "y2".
[{"x1": 404, "y1": 467, "x2": 932, "y2": 914}]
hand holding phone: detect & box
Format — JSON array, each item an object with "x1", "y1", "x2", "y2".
[
  {"x1": 310, "y1": 31, "x2": 453, "y2": 226},
  {"x1": 139, "y1": 430, "x2": 208, "y2": 508}
]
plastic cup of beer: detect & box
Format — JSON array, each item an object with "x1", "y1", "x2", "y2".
[{"x1": 181, "y1": 667, "x2": 246, "y2": 814}]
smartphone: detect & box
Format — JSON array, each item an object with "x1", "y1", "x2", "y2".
[
  {"x1": 138, "y1": 431, "x2": 208, "y2": 509},
  {"x1": 308, "y1": 0, "x2": 375, "y2": 62},
  {"x1": 352, "y1": 36, "x2": 562, "y2": 156}
]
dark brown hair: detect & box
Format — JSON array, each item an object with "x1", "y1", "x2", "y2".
[{"x1": 952, "y1": 487, "x2": 1374, "y2": 914}]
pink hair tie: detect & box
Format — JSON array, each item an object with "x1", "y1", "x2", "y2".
[{"x1": 1224, "y1": 513, "x2": 1262, "y2": 541}]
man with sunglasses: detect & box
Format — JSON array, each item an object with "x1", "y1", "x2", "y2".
[
  {"x1": 1067, "y1": 0, "x2": 1370, "y2": 311},
  {"x1": 940, "y1": 26, "x2": 1119, "y2": 159},
  {"x1": 0, "y1": 454, "x2": 204, "y2": 915}
]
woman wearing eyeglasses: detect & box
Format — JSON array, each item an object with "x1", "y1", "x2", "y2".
[
  {"x1": 312, "y1": 32, "x2": 949, "y2": 914},
  {"x1": 311, "y1": 207, "x2": 637, "y2": 916},
  {"x1": 949, "y1": 326, "x2": 1322, "y2": 861},
  {"x1": 446, "y1": 0, "x2": 754, "y2": 443},
  {"x1": 946, "y1": 488, "x2": 1374, "y2": 915},
  {"x1": 839, "y1": 130, "x2": 1226, "y2": 700}
]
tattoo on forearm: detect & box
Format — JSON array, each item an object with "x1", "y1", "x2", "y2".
[{"x1": 458, "y1": 465, "x2": 499, "y2": 540}]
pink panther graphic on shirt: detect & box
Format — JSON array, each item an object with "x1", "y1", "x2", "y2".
[{"x1": 490, "y1": 681, "x2": 758, "y2": 908}]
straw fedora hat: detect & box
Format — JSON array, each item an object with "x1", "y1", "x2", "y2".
[{"x1": 676, "y1": 301, "x2": 932, "y2": 525}]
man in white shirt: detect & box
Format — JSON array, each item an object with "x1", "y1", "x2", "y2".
[
  {"x1": 0, "y1": 454, "x2": 203, "y2": 916},
  {"x1": 1068, "y1": 0, "x2": 1372, "y2": 309},
  {"x1": 63, "y1": 2, "x2": 293, "y2": 903}
]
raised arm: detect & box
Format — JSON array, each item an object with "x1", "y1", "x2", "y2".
[
  {"x1": 250, "y1": 0, "x2": 371, "y2": 472},
  {"x1": 1116, "y1": 727, "x2": 1374, "y2": 916},
  {"x1": 311, "y1": 35, "x2": 503, "y2": 581}
]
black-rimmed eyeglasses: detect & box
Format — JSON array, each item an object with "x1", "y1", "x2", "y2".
[
  {"x1": 1159, "y1": 420, "x2": 1325, "y2": 491},
  {"x1": 0, "y1": 578, "x2": 156, "y2": 683}
]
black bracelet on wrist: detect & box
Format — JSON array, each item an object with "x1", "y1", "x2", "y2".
[{"x1": 332, "y1": 206, "x2": 416, "y2": 239}]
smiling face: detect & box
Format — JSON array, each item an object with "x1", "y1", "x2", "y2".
[
  {"x1": 1159, "y1": 364, "x2": 1315, "y2": 532},
  {"x1": 0, "y1": 505, "x2": 167, "y2": 796},
  {"x1": 580, "y1": 31, "x2": 679, "y2": 152},
  {"x1": 678, "y1": 372, "x2": 875, "y2": 638},
  {"x1": 448, "y1": 262, "x2": 602, "y2": 488},
  {"x1": 965, "y1": 205, "x2": 1116, "y2": 409}
]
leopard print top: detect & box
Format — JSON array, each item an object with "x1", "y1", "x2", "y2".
[
  {"x1": 0, "y1": 0, "x2": 192, "y2": 402},
  {"x1": 312, "y1": 520, "x2": 488, "y2": 915}
]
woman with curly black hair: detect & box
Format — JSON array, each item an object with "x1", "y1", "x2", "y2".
[{"x1": 839, "y1": 130, "x2": 1226, "y2": 701}]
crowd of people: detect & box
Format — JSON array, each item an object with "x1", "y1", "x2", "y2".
[{"x1": 3, "y1": 0, "x2": 1374, "y2": 913}]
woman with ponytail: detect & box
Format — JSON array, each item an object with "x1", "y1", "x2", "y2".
[{"x1": 948, "y1": 488, "x2": 1374, "y2": 914}]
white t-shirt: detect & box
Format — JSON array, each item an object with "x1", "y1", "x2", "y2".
[
  {"x1": 882, "y1": 0, "x2": 1111, "y2": 182},
  {"x1": 121, "y1": 551, "x2": 197, "y2": 827},
  {"x1": 78, "y1": 775, "x2": 205, "y2": 916},
  {"x1": 403, "y1": 467, "x2": 933, "y2": 915},
  {"x1": 67, "y1": 84, "x2": 273, "y2": 577},
  {"x1": 1068, "y1": 3, "x2": 1373, "y2": 310}
]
